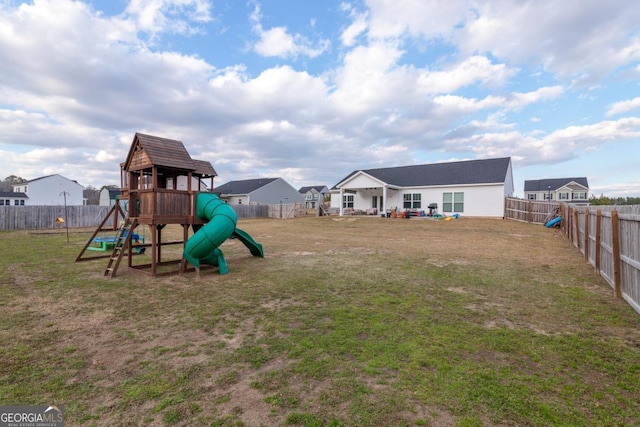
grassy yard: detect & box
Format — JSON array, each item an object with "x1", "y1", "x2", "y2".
[{"x1": 1, "y1": 216, "x2": 639, "y2": 427}]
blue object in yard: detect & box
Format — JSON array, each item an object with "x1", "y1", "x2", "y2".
[{"x1": 545, "y1": 216, "x2": 561, "y2": 228}]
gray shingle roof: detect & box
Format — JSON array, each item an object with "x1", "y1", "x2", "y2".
[
  {"x1": 0, "y1": 192, "x2": 27, "y2": 198},
  {"x1": 299, "y1": 185, "x2": 328, "y2": 193},
  {"x1": 524, "y1": 177, "x2": 589, "y2": 192},
  {"x1": 215, "y1": 178, "x2": 278, "y2": 195},
  {"x1": 334, "y1": 157, "x2": 511, "y2": 188}
]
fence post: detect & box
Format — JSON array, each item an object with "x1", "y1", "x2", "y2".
[
  {"x1": 574, "y1": 209, "x2": 580, "y2": 250},
  {"x1": 567, "y1": 206, "x2": 572, "y2": 240},
  {"x1": 595, "y1": 209, "x2": 602, "y2": 273},
  {"x1": 611, "y1": 210, "x2": 622, "y2": 299},
  {"x1": 584, "y1": 207, "x2": 589, "y2": 261},
  {"x1": 527, "y1": 200, "x2": 532, "y2": 223}
]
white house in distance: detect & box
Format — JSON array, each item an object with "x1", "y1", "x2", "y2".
[
  {"x1": 12, "y1": 174, "x2": 84, "y2": 206},
  {"x1": 99, "y1": 187, "x2": 121, "y2": 207},
  {"x1": 299, "y1": 185, "x2": 330, "y2": 209},
  {"x1": 330, "y1": 157, "x2": 514, "y2": 217},
  {"x1": 0, "y1": 191, "x2": 28, "y2": 206},
  {"x1": 524, "y1": 177, "x2": 589, "y2": 204},
  {"x1": 215, "y1": 177, "x2": 305, "y2": 205}
]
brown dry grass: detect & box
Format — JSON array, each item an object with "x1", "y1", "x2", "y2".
[{"x1": 1, "y1": 216, "x2": 639, "y2": 427}]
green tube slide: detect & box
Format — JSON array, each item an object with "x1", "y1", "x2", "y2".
[{"x1": 183, "y1": 192, "x2": 263, "y2": 275}]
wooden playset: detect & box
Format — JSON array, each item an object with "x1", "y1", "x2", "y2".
[{"x1": 76, "y1": 133, "x2": 263, "y2": 277}]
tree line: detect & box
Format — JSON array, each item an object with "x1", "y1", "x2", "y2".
[{"x1": 588, "y1": 195, "x2": 640, "y2": 206}]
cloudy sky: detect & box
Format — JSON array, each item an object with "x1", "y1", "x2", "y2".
[{"x1": 1, "y1": 0, "x2": 640, "y2": 197}]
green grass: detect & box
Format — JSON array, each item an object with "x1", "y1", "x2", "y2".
[{"x1": 1, "y1": 218, "x2": 639, "y2": 426}]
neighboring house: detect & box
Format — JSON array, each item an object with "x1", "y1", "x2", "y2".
[
  {"x1": 215, "y1": 178, "x2": 305, "y2": 205},
  {"x1": 299, "y1": 185, "x2": 330, "y2": 209},
  {"x1": 11, "y1": 174, "x2": 84, "y2": 205},
  {"x1": 99, "y1": 187, "x2": 121, "y2": 207},
  {"x1": 0, "y1": 191, "x2": 28, "y2": 206},
  {"x1": 330, "y1": 157, "x2": 514, "y2": 217},
  {"x1": 524, "y1": 177, "x2": 589, "y2": 204}
]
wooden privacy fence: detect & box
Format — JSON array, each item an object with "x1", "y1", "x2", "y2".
[
  {"x1": 562, "y1": 204, "x2": 640, "y2": 314},
  {"x1": 0, "y1": 205, "x2": 111, "y2": 230},
  {"x1": 504, "y1": 197, "x2": 559, "y2": 223},
  {"x1": 266, "y1": 203, "x2": 307, "y2": 219},
  {"x1": 1, "y1": 203, "x2": 311, "y2": 230},
  {"x1": 505, "y1": 198, "x2": 640, "y2": 314}
]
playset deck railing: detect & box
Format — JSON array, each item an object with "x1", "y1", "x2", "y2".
[{"x1": 128, "y1": 189, "x2": 199, "y2": 224}]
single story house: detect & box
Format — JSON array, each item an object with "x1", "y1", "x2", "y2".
[
  {"x1": 524, "y1": 178, "x2": 589, "y2": 204},
  {"x1": 330, "y1": 157, "x2": 514, "y2": 217},
  {"x1": 215, "y1": 177, "x2": 305, "y2": 205},
  {"x1": 11, "y1": 174, "x2": 84, "y2": 205},
  {"x1": 0, "y1": 191, "x2": 28, "y2": 206},
  {"x1": 299, "y1": 185, "x2": 330, "y2": 209}
]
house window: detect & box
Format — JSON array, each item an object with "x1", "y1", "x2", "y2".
[
  {"x1": 443, "y1": 192, "x2": 464, "y2": 213},
  {"x1": 0, "y1": 200, "x2": 3, "y2": 206},
  {"x1": 403, "y1": 193, "x2": 421, "y2": 209},
  {"x1": 20, "y1": 200, "x2": 25, "y2": 205},
  {"x1": 527, "y1": 193, "x2": 536, "y2": 200},
  {"x1": 342, "y1": 194, "x2": 354, "y2": 208},
  {"x1": 572, "y1": 192, "x2": 586, "y2": 200},
  {"x1": 559, "y1": 192, "x2": 569, "y2": 200},
  {"x1": 544, "y1": 193, "x2": 553, "y2": 200},
  {"x1": 14, "y1": 200, "x2": 20, "y2": 205}
]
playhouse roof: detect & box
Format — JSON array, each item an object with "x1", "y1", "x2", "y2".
[
  {"x1": 124, "y1": 133, "x2": 196, "y2": 172},
  {"x1": 193, "y1": 159, "x2": 218, "y2": 177}
]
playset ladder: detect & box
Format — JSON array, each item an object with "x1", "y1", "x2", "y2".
[{"x1": 104, "y1": 218, "x2": 138, "y2": 278}]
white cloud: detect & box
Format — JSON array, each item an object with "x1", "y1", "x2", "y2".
[
  {"x1": 125, "y1": 0, "x2": 212, "y2": 36},
  {"x1": 0, "y1": 0, "x2": 639, "y2": 194},
  {"x1": 364, "y1": 0, "x2": 468, "y2": 40},
  {"x1": 606, "y1": 97, "x2": 640, "y2": 117},
  {"x1": 456, "y1": 0, "x2": 640, "y2": 82},
  {"x1": 339, "y1": 4, "x2": 368, "y2": 47},
  {"x1": 250, "y1": 4, "x2": 329, "y2": 58},
  {"x1": 416, "y1": 56, "x2": 514, "y2": 94}
]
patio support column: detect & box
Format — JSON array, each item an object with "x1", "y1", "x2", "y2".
[
  {"x1": 339, "y1": 187, "x2": 344, "y2": 216},
  {"x1": 383, "y1": 185, "x2": 388, "y2": 214}
]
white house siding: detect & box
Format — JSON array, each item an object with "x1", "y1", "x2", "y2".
[
  {"x1": 332, "y1": 184, "x2": 506, "y2": 217},
  {"x1": 19, "y1": 175, "x2": 84, "y2": 206},
  {"x1": 395, "y1": 184, "x2": 503, "y2": 217},
  {"x1": 227, "y1": 195, "x2": 247, "y2": 205},
  {"x1": 344, "y1": 173, "x2": 383, "y2": 189},
  {"x1": 166, "y1": 176, "x2": 209, "y2": 191},
  {"x1": 504, "y1": 161, "x2": 515, "y2": 197},
  {"x1": 453, "y1": 184, "x2": 505, "y2": 217}
]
